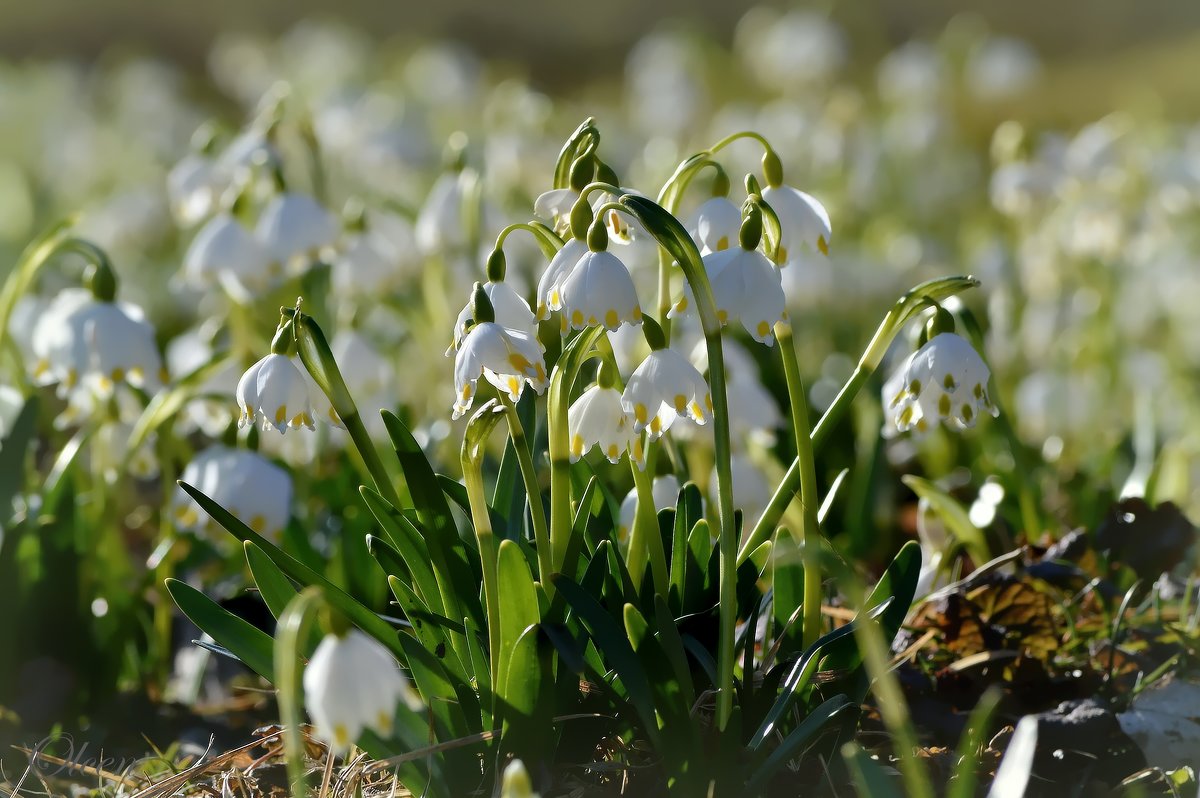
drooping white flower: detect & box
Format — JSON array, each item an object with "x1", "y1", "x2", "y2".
[
  {"x1": 166, "y1": 154, "x2": 223, "y2": 226},
  {"x1": 172, "y1": 445, "x2": 292, "y2": 539},
  {"x1": 303, "y1": 629, "x2": 421, "y2": 754},
  {"x1": 617, "y1": 475, "x2": 681, "y2": 545},
  {"x1": 883, "y1": 333, "x2": 998, "y2": 436},
  {"x1": 416, "y1": 171, "x2": 470, "y2": 256},
  {"x1": 166, "y1": 325, "x2": 240, "y2": 437},
  {"x1": 236, "y1": 354, "x2": 318, "y2": 433},
  {"x1": 622, "y1": 349, "x2": 711, "y2": 439},
  {"x1": 568, "y1": 384, "x2": 644, "y2": 467},
  {"x1": 31, "y1": 289, "x2": 163, "y2": 398},
  {"x1": 449, "y1": 282, "x2": 539, "y2": 353},
  {"x1": 182, "y1": 212, "x2": 270, "y2": 295},
  {"x1": 533, "y1": 187, "x2": 579, "y2": 234},
  {"x1": 558, "y1": 249, "x2": 643, "y2": 333},
  {"x1": 670, "y1": 245, "x2": 786, "y2": 345},
  {"x1": 452, "y1": 322, "x2": 547, "y2": 419},
  {"x1": 255, "y1": 192, "x2": 339, "y2": 275},
  {"x1": 761, "y1": 184, "x2": 832, "y2": 265},
  {"x1": 535, "y1": 238, "x2": 587, "y2": 320},
  {"x1": 685, "y1": 196, "x2": 742, "y2": 255}
]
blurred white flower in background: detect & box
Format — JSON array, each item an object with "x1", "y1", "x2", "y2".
[{"x1": 173, "y1": 445, "x2": 292, "y2": 539}]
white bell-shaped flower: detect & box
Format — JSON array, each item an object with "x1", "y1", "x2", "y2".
[
  {"x1": 535, "y1": 238, "x2": 587, "y2": 320},
  {"x1": 255, "y1": 192, "x2": 339, "y2": 275},
  {"x1": 533, "y1": 187, "x2": 580, "y2": 234},
  {"x1": 236, "y1": 353, "x2": 318, "y2": 433},
  {"x1": 32, "y1": 289, "x2": 163, "y2": 398},
  {"x1": 452, "y1": 322, "x2": 547, "y2": 419},
  {"x1": 416, "y1": 171, "x2": 471, "y2": 256},
  {"x1": 303, "y1": 629, "x2": 421, "y2": 754},
  {"x1": 500, "y1": 760, "x2": 541, "y2": 798},
  {"x1": 568, "y1": 384, "x2": 644, "y2": 467},
  {"x1": 172, "y1": 445, "x2": 292, "y2": 539},
  {"x1": 166, "y1": 154, "x2": 223, "y2": 226},
  {"x1": 883, "y1": 332, "x2": 998, "y2": 436},
  {"x1": 622, "y1": 348, "x2": 711, "y2": 439},
  {"x1": 558, "y1": 249, "x2": 643, "y2": 332},
  {"x1": 761, "y1": 183, "x2": 832, "y2": 265},
  {"x1": 182, "y1": 213, "x2": 270, "y2": 294},
  {"x1": 671, "y1": 244, "x2": 786, "y2": 345},
  {"x1": 685, "y1": 196, "x2": 742, "y2": 255},
  {"x1": 449, "y1": 281, "x2": 538, "y2": 353}
]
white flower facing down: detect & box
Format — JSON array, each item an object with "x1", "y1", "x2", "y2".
[
  {"x1": 450, "y1": 282, "x2": 539, "y2": 353},
  {"x1": 568, "y1": 384, "x2": 644, "y2": 467},
  {"x1": 167, "y1": 154, "x2": 223, "y2": 226},
  {"x1": 685, "y1": 196, "x2": 742, "y2": 255},
  {"x1": 533, "y1": 187, "x2": 579, "y2": 234},
  {"x1": 452, "y1": 322, "x2": 547, "y2": 419},
  {"x1": 535, "y1": 238, "x2": 587, "y2": 320},
  {"x1": 172, "y1": 446, "x2": 292, "y2": 539},
  {"x1": 883, "y1": 332, "x2": 998, "y2": 436},
  {"x1": 761, "y1": 184, "x2": 832, "y2": 265},
  {"x1": 622, "y1": 349, "x2": 711, "y2": 439},
  {"x1": 303, "y1": 629, "x2": 421, "y2": 754},
  {"x1": 670, "y1": 245, "x2": 787, "y2": 345},
  {"x1": 182, "y1": 213, "x2": 269, "y2": 295},
  {"x1": 31, "y1": 289, "x2": 163, "y2": 398},
  {"x1": 236, "y1": 354, "x2": 318, "y2": 433},
  {"x1": 558, "y1": 249, "x2": 643, "y2": 332},
  {"x1": 255, "y1": 192, "x2": 339, "y2": 275}
]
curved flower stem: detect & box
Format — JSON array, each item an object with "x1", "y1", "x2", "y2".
[
  {"x1": 497, "y1": 393, "x2": 553, "y2": 592},
  {"x1": 707, "y1": 130, "x2": 774, "y2": 156},
  {"x1": 737, "y1": 275, "x2": 981, "y2": 563},
  {"x1": 493, "y1": 221, "x2": 564, "y2": 260},
  {"x1": 776, "y1": 322, "x2": 824, "y2": 650},
  {"x1": 616, "y1": 194, "x2": 738, "y2": 730}
]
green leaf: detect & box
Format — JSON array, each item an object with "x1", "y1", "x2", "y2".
[
  {"x1": 381, "y1": 411, "x2": 480, "y2": 620},
  {"x1": 177, "y1": 481, "x2": 405, "y2": 659},
  {"x1": 902, "y1": 475, "x2": 991, "y2": 567},
  {"x1": 166, "y1": 578, "x2": 274, "y2": 680},
  {"x1": 843, "y1": 742, "x2": 904, "y2": 798},
  {"x1": 683, "y1": 518, "x2": 712, "y2": 616},
  {"x1": 747, "y1": 695, "x2": 855, "y2": 792},
  {"x1": 0, "y1": 396, "x2": 37, "y2": 525},
  {"x1": 495, "y1": 539, "x2": 540, "y2": 705},
  {"x1": 750, "y1": 598, "x2": 893, "y2": 749},
  {"x1": 361, "y1": 487, "x2": 444, "y2": 615},
  {"x1": 244, "y1": 542, "x2": 299, "y2": 621},
  {"x1": 500, "y1": 624, "x2": 555, "y2": 765},
  {"x1": 553, "y1": 575, "x2": 661, "y2": 750},
  {"x1": 651, "y1": 594, "x2": 695, "y2": 708},
  {"x1": 669, "y1": 482, "x2": 704, "y2": 615},
  {"x1": 387, "y1": 576, "x2": 467, "y2": 682}
]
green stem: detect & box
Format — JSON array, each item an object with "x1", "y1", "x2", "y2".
[
  {"x1": 493, "y1": 221, "x2": 564, "y2": 260},
  {"x1": 462, "y1": 454, "x2": 502, "y2": 695},
  {"x1": 776, "y1": 324, "x2": 824, "y2": 650},
  {"x1": 627, "y1": 451, "x2": 669, "y2": 595},
  {"x1": 738, "y1": 276, "x2": 980, "y2": 563},
  {"x1": 275, "y1": 586, "x2": 326, "y2": 798},
  {"x1": 707, "y1": 130, "x2": 773, "y2": 156},
  {"x1": 498, "y1": 394, "x2": 554, "y2": 597}
]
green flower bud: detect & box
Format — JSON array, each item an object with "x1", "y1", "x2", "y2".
[
  {"x1": 471, "y1": 282, "x2": 496, "y2": 324},
  {"x1": 586, "y1": 217, "x2": 609, "y2": 252},
  {"x1": 762, "y1": 149, "x2": 784, "y2": 188},
  {"x1": 486, "y1": 249, "x2": 507, "y2": 282},
  {"x1": 642, "y1": 316, "x2": 666, "y2": 351}
]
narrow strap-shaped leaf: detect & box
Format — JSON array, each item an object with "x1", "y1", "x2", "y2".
[
  {"x1": 681, "y1": 634, "x2": 719, "y2": 688},
  {"x1": 747, "y1": 695, "x2": 855, "y2": 793},
  {"x1": 382, "y1": 411, "x2": 481, "y2": 620},
  {"x1": 178, "y1": 481, "x2": 404, "y2": 660},
  {"x1": 0, "y1": 397, "x2": 36, "y2": 523},
  {"x1": 843, "y1": 742, "x2": 904, "y2": 798},
  {"x1": 166, "y1": 578, "x2": 274, "y2": 680},
  {"x1": 553, "y1": 575, "x2": 661, "y2": 750},
  {"x1": 500, "y1": 624, "x2": 555, "y2": 765},
  {"x1": 464, "y1": 620, "x2": 493, "y2": 731},
  {"x1": 495, "y1": 539, "x2": 540, "y2": 707},
  {"x1": 750, "y1": 598, "x2": 893, "y2": 748},
  {"x1": 395, "y1": 633, "x2": 480, "y2": 743},
  {"x1": 360, "y1": 490, "x2": 444, "y2": 614},
  {"x1": 683, "y1": 518, "x2": 712, "y2": 616},
  {"x1": 438, "y1": 473, "x2": 505, "y2": 540},
  {"x1": 651, "y1": 594, "x2": 695, "y2": 707},
  {"x1": 668, "y1": 482, "x2": 704, "y2": 615},
  {"x1": 244, "y1": 542, "x2": 299, "y2": 621},
  {"x1": 388, "y1": 576, "x2": 468, "y2": 682}
]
